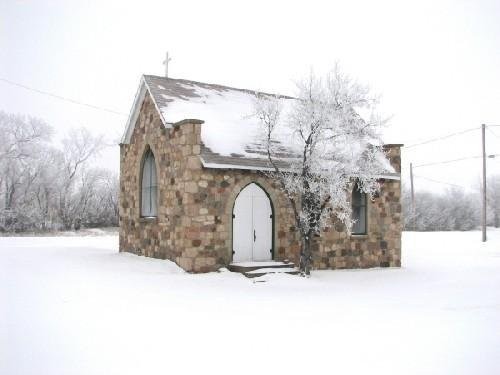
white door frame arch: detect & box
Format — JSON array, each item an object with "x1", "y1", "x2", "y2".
[{"x1": 231, "y1": 182, "x2": 274, "y2": 262}]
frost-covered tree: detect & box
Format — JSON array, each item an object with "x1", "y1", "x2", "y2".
[
  {"x1": 402, "y1": 187, "x2": 479, "y2": 231},
  {"x1": 254, "y1": 66, "x2": 390, "y2": 275},
  {"x1": 76, "y1": 169, "x2": 119, "y2": 227},
  {"x1": 487, "y1": 175, "x2": 500, "y2": 228},
  {"x1": 0, "y1": 111, "x2": 116, "y2": 232},
  {"x1": 0, "y1": 112, "x2": 53, "y2": 230},
  {"x1": 0, "y1": 111, "x2": 52, "y2": 210},
  {"x1": 56, "y1": 128, "x2": 104, "y2": 229}
]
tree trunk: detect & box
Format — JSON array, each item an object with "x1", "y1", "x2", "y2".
[
  {"x1": 4, "y1": 180, "x2": 8, "y2": 209},
  {"x1": 6, "y1": 182, "x2": 15, "y2": 210},
  {"x1": 299, "y1": 231, "x2": 313, "y2": 276},
  {"x1": 43, "y1": 187, "x2": 50, "y2": 230}
]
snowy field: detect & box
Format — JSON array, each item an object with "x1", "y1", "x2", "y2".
[{"x1": 1, "y1": 231, "x2": 500, "y2": 375}]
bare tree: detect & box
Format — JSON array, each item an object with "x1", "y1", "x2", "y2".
[
  {"x1": 76, "y1": 169, "x2": 119, "y2": 227},
  {"x1": 254, "y1": 66, "x2": 390, "y2": 275},
  {"x1": 0, "y1": 111, "x2": 52, "y2": 209},
  {"x1": 32, "y1": 148, "x2": 62, "y2": 230},
  {"x1": 0, "y1": 112, "x2": 53, "y2": 230},
  {"x1": 56, "y1": 128, "x2": 105, "y2": 229},
  {"x1": 402, "y1": 187, "x2": 480, "y2": 231},
  {"x1": 0, "y1": 111, "x2": 118, "y2": 233},
  {"x1": 487, "y1": 175, "x2": 500, "y2": 228}
]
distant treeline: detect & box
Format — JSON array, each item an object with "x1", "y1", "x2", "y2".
[
  {"x1": 0, "y1": 111, "x2": 118, "y2": 233},
  {"x1": 402, "y1": 177, "x2": 500, "y2": 231}
]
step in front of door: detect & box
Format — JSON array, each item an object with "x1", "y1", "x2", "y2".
[
  {"x1": 228, "y1": 261, "x2": 298, "y2": 277},
  {"x1": 244, "y1": 267, "x2": 299, "y2": 278}
]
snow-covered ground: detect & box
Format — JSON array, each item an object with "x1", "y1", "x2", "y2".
[{"x1": 1, "y1": 230, "x2": 500, "y2": 375}]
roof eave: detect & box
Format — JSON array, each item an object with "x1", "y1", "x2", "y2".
[
  {"x1": 120, "y1": 75, "x2": 172, "y2": 145},
  {"x1": 200, "y1": 156, "x2": 280, "y2": 172},
  {"x1": 143, "y1": 77, "x2": 170, "y2": 131},
  {"x1": 199, "y1": 156, "x2": 401, "y2": 180}
]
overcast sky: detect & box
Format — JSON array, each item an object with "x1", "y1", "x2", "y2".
[{"x1": 1, "y1": 0, "x2": 500, "y2": 192}]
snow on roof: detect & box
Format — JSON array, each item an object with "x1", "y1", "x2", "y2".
[
  {"x1": 121, "y1": 75, "x2": 400, "y2": 177},
  {"x1": 144, "y1": 75, "x2": 296, "y2": 159}
]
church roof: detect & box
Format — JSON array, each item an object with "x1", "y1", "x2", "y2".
[{"x1": 121, "y1": 75, "x2": 400, "y2": 178}]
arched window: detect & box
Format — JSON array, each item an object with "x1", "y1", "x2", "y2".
[
  {"x1": 352, "y1": 184, "x2": 367, "y2": 234},
  {"x1": 141, "y1": 150, "x2": 157, "y2": 217}
]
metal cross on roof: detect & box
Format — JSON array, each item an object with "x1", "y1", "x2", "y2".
[{"x1": 163, "y1": 52, "x2": 172, "y2": 78}]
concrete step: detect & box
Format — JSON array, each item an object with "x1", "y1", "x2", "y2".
[
  {"x1": 228, "y1": 261, "x2": 298, "y2": 278},
  {"x1": 244, "y1": 267, "x2": 299, "y2": 278}
]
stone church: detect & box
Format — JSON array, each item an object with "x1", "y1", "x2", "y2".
[{"x1": 119, "y1": 74, "x2": 403, "y2": 273}]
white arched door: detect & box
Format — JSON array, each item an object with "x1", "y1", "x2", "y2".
[{"x1": 232, "y1": 183, "x2": 273, "y2": 262}]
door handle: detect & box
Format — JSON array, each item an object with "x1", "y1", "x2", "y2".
[{"x1": 254, "y1": 229, "x2": 256, "y2": 242}]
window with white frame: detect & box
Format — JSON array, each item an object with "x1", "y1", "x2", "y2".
[
  {"x1": 352, "y1": 184, "x2": 367, "y2": 234},
  {"x1": 141, "y1": 150, "x2": 157, "y2": 217}
]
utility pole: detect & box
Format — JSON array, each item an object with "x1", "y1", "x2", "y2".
[
  {"x1": 163, "y1": 52, "x2": 172, "y2": 78},
  {"x1": 410, "y1": 162, "x2": 415, "y2": 229},
  {"x1": 482, "y1": 123, "x2": 487, "y2": 242},
  {"x1": 410, "y1": 162, "x2": 415, "y2": 211}
]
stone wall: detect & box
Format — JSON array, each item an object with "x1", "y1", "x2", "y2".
[
  {"x1": 312, "y1": 146, "x2": 402, "y2": 269},
  {"x1": 119, "y1": 91, "x2": 402, "y2": 272}
]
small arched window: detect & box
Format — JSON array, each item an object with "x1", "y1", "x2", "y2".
[
  {"x1": 352, "y1": 184, "x2": 367, "y2": 234},
  {"x1": 141, "y1": 150, "x2": 157, "y2": 217}
]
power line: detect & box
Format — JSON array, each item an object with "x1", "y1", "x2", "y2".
[
  {"x1": 404, "y1": 126, "x2": 480, "y2": 149},
  {"x1": 413, "y1": 174, "x2": 470, "y2": 189},
  {"x1": 414, "y1": 154, "x2": 500, "y2": 168},
  {"x1": 0, "y1": 77, "x2": 128, "y2": 117},
  {"x1": 487, "y1": 126, "x2": 500, "y2": 139},
  {"x1": 413, "y1": 155, "x2": 483, "y2": 168}
]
